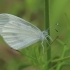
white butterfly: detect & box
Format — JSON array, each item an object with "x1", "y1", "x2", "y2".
[
  {"x1": 0, "y1": 14, "x2": 10, "y2": 34},
  {"x1": 0, "y1": 13, "x2": 53, "y2": 50}
]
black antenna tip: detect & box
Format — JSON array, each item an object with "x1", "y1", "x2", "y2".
[{"x1": 55, "y1": 29, "x2": 58, "y2": 32}]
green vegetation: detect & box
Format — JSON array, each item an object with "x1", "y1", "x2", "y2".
[{"x1": 0, "y1": 0, "x2": 70, "y2": 70}]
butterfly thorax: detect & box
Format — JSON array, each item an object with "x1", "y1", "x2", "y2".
[{"x1": 40, "y1": 30, "x2": 48, "y2": 41}]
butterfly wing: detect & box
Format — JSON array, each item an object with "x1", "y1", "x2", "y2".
[
  {"x1": 0, "y1": 14, "x2": 10, "y2": 34},
  {"x1": 1, "y1": 14, "x2": 42, "y2": 50}
]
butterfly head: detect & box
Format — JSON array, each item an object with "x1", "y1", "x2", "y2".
[{"x1": 40, "y1": 30, "x2": 53, "y2": 45}]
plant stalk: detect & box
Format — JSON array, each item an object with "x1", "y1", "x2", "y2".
[
  {"x1": 52, "y1": 56, "x2": 70, "y2": 63},
  {"x1": 44, "y1": 0, "x2": 51, "y2": 69}
]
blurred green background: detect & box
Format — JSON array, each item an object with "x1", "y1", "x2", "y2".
[{"x1": 0, "y1": 0, "x2": 70, "y2": 70}]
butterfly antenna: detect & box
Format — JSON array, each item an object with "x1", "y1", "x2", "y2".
[
  {"x1": 55, "y1": 29, "x2": 58, "y2": 32},
  {"x1": 45, "y1": 23, "x2": 59, "y2": 32}
]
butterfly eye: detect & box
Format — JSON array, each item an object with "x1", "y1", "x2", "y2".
[{"x1": 42, "y1": 30, "x2": 48, "y2": 36}]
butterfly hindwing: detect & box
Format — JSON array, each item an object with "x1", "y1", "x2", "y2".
[
  {"x1": 0, "y1": 14, "x2": 10, "y2": 34},
  {"x1": 1, "y1": 14, "x2": 42, "y2": 50}
]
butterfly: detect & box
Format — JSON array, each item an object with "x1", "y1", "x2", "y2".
[{"x1": 0, "y1": 13, "x2": 57, "y2": 50}]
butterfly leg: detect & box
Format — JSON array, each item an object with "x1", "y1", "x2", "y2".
[
  {"x1": 45, "y1": 37, "x2": 50, "y2": 46},
  {"x1": 41, "y1": 40, "x2": 44, "y2": 54},
  {"x1": 51, "y1": 36, "x2": 59, "y2": 45},
  {"x1": 47, "y1": 35, "x2": 53, "y2": 42}
]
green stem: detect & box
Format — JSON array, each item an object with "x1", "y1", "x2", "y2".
[
  {"x1": 45, "y1": 0, "x2": 50, "y2": 29},
  {"x1": 45, "y1": 0, "x2": 51, "y2": 69},
  {"x1": 52, "y1": 45, "x2": 68, "y2": 63},
  {"x1": 56, "y1": 44, "x2": 67, "y2": 70},
  {"x1": 52, "y1": 56, "x2": 70, "y2": 63}
]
